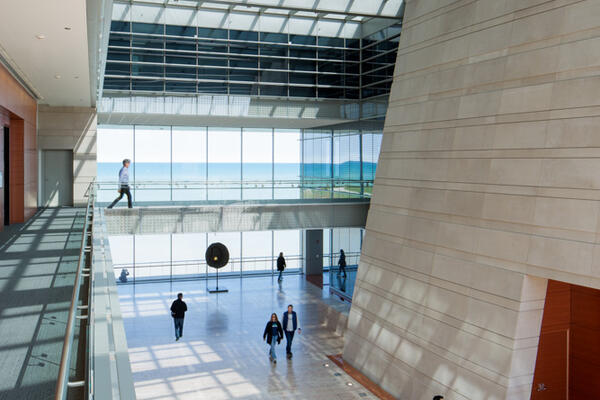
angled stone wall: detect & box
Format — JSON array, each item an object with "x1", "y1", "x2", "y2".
[{"x1": 343, "y1": 1, "x2": 600, "y2": 399}]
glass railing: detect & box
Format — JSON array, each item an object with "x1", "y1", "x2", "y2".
[
  {"x1": 113, "y1": 254, "x2": 304, "y2": 284},
  {"x1": 112, "y1": 251, "x2": 362, "y2": 285},
  {"x1": 96, "y1": 179, "x2": 373, "y2": 205},
  {"x1": 55, "y1": 181, "x2": 95, "y2": 400}
]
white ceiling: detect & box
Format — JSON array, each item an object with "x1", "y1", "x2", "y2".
[{"x1": 0, "y1": 0, "x2": 92, "y2": 107}]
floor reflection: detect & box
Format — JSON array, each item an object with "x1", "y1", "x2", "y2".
[{"x1": 118, "y1": 275, "x2": 375, "y2": 399}]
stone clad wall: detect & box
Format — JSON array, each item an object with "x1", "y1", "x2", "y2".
[
  {"x1": 38, "y1": 106, "x2": 97, "y2": 206},
  {"x1": 343, "y1": 1, "x2": 600, "y2": 399}
]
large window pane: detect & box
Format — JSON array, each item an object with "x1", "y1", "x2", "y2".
[
  {"x1": 109, "y1": 235, "x2": 133, "y2": 281},
  {"x1": 134, "y1": 234, "x2": 171, "y2": 280},
  {"x1": 208, "y1": 128, "x2": 241, "y2": 200},
  {"x1": 172, "y1": 233, "x2": 206, "y2": 277},
  {"x1": 274, "y1": 129, "x2": 300, "y2": 199},
  {"x1": 241, "y1": 231, "x2": 272, "y2": 273},
  {"x1": 274, "y1": 230, "x2": 301, "y2": 270},
  {"x1": 97, "y1": 126, "x2": 134, "y2": 203},
  {"x1": 172, "y1": 127, "x2": 207, "y2": 201},
  {"x1": 242, "y1": 129, "x2": 272, "y2": 200},
  {"x1": 302, "y1": 130, "x2": 331, "y2": 199},
  {"x1": 134, "y1": 126, "x2": 171, "y2": 202}
]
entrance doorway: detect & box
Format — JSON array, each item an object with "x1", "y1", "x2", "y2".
[{"x1": 42, "y1": 150, "x2": 73, "y2": 206}]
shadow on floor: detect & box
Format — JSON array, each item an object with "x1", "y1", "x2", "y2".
[{"x1": 0, "y1": 207, "x2": 85, "y2": 400}]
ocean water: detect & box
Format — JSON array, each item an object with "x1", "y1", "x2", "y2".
[{"x1": 97, "y1": 161, "x2": 375, "y2": 203}]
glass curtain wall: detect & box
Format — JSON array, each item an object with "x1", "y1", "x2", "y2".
[
  {"x1": 208, "y1": 128, "x2": 241, "y2": 200},
  {"x1": 172, "y1": 127, "x2": 207, "y2": 200},
  {"x1": 302, "y1": 129, "x2": 383, "y2": 199},
  {"x1": 98, "y1": 125, "x2": 381, "y2": 203},
  {"x1": 110, "y1": 229, "x2": 302, "y2": 283},
  {"x1": 98, "y1": 125, "x2": 302, "y2": 203}
]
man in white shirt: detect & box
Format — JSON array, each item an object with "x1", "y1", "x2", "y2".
[
  {"x1": 282, "y1": 304, "x2": 301, "y2": 359},
  {"x1": 108, "y1": 158, "x2": 133, "y2": 209}
]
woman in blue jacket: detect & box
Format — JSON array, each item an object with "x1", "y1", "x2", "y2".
[{"x1": 263, "y1": 313, "x2": 284, "y2": 363}]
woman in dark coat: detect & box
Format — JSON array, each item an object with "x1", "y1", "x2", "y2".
[
  {"x1": 263, "y1": 313, "x2": 284, "y2": 363},
  {"x1": 338, "y1": 249, "x2": 347, "y2": 277}
]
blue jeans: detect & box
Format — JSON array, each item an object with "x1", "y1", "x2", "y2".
[
  {"x1": 174, "y1": 318, "x2": 184, "y2": 339},
  {"x1": 285, "y1": 330, "x2": 295, "y2": 354},
  {"x1": 270, "y1": 340, "x2": 277, "y2": 360},
  {"x1": 278, "y1": 270, "x2": 283, "y2": 280}
]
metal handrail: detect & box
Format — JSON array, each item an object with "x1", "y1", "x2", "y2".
[
  {"x1": 55, "y1": 180, "x2": 96, "y2": 400},
  {"x1": 112, "y1": 252, "x2": 361, "y2": 270},
  {"x1": 95, "y1": 178, "x2": 374, "y2": 186}
]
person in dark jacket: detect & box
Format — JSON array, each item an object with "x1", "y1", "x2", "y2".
[
  {"x1": 263, "y1": 313, "x2": 283, "y2": 363},
  {"x1": 170, "y1": 293, "x2": 187, "y2": 341},
  {"x1": 276, "y1": 252, "x2": 286, "y2": 282},
  {"x1": 282, "y1": 304, "x2": 301, "y2": 359},
  {"x1": 338, "y1": 249, "x2": 347, "y2": 277}
]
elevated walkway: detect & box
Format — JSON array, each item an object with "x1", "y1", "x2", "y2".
[{"x1": 103, "y1": 201, "x2": 369, "y2": 235}]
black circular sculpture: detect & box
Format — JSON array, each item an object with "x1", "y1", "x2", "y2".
[
  {"x1": 205, "y1": 243, "x2": 229, "y2": 293},
  {"x1": 205, "y1": 242, "x2": 229, "y2": 269}
]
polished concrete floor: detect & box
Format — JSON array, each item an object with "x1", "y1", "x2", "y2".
[
  {"x1": 0, "y1": 208, "x2": 85, "y2": 400},
  {"x1": 118, "y1": 275, "x2": 377, "y2": 399}
]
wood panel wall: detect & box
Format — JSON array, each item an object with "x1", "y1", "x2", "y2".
[
  {"x1": 0, "y1": 62, "x2": 38, "y2": 224},
  {"x1": 532, "y1": 281, "x2": 600, "y2": 400},
  {"x1": 0, "y1": 107, "x2": 8, "y2": 229}
]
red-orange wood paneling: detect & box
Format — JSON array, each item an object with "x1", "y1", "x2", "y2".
[
  {"x1": 531, "y1": 280, "x2": 570, "y2": 400},
  {"x1": 0, "y1": 62, "x2": 38, "y2": 224},
  {"x1": 531, "y1": 281, "x2": 600, "y2": 400},
  {"x1": 9, "y1": 118, "x2": 24, "y2": 223},
  {"x1": 0, "y1": 106, "x2": 9, "y2": 231},
  {"x1": 569, "y1": 285, "x2": 600, "y2": 400}
]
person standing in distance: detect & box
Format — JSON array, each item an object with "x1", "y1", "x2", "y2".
[
  {"x1": 277, "y1": 252, "x2": 286, "y2": 282},
  {"x1": 108, "y1": 158, "x2": 133, "y2": 209},
  {"x1": 282, "y1": 304, "x2": 301, "y2": 359},
  {"x1": 338, "y1": 249, "x2": 347, "y2": 278},
  {"x1": 170, "y1": 292, "x2": 187, "y2": 341}
]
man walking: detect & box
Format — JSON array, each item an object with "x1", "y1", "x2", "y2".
[
  {"x1": 277, "y1": 252, "x2": 286, "y2": 282},
  {"x1": 282, "y1": 304, "x2": 301, "y2": 359},
  {"x1": 108, "y1": 158, "x2": 133, "y2": 209},
  {"x1": 170, "y1": 292, "x2": 187, "y2": 341}
]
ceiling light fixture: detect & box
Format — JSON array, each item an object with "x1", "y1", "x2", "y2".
[
  {"x1": 74, "y1": 76, "x2": 79, "y2": 79},
  {"x1": 36, "y1": 34, "x2": 45, "y2": 39},
  {"x1": 55, "y1": 74, "x2": 61, "y2": 79},
  {"x1": 64, "y1": 27, "x2": 71, "y2": 30}
]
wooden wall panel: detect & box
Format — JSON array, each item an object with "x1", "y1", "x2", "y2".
[
  {"x1": 0, "y1": 64, "x2": 36, "y2": 122},
  {"x1": 9, "y1": 118, "x2": 24, "y2": 223},
  {"x1": 570, "y1": 286, "x2": 600, "y2": 400},
  {"x1": 0, "y1": 106, "x2": 8, "y2": 231},
  {"x1": 532, "y1": 281, "x2": 600, "y2": 400},
  {"x1": 23, "y1": 120, "x2": 36, "y2": 220},
  {"x1": 531, "y1": 281, "x2": 570, "y2": 400},
  {"x1": 0, "y1": 63, "x2": 38, "y2": 223}
]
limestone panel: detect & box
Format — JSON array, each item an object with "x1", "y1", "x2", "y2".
[{"x1": 344, "y1": 1, "x2": 600, "y2": 399}]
